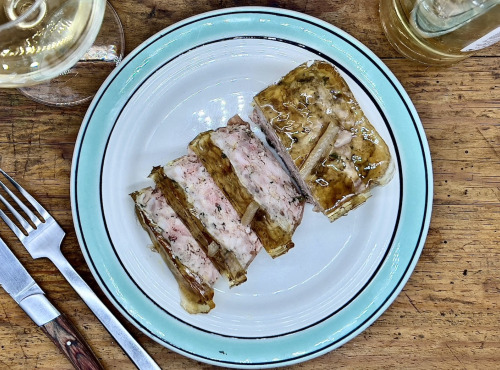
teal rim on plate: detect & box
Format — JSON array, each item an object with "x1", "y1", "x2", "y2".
[{"x1": 71, "y1": 7, "x2": 432, "y2": 368}]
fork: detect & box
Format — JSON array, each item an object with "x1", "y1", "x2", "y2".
[{"x1": 0, "y1": 169, "x2": 160, "y2": 370}]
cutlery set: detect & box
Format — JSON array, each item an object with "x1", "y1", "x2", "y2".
[{"x1": 0, "y1": 169, "x2": 160, "y2": 370}]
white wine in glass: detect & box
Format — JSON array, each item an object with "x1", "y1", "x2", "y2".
[
  {"x1": 0, "y1": 0, "x2": 124, "y2": 105},
  {"x1": 380, "y1": 0, "x2": 500, "y2": 65}
]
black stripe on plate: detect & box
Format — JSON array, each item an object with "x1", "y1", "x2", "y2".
[{"x1": 99, "y1": 34, "x2": 403, "y2": 340}]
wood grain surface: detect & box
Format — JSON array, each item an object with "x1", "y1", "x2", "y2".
[{"x1": 1, "y1": 1, "x2": 499, "y2": 369}]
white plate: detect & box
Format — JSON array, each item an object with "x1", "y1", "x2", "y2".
[{"x1": 71, "y1": 7, "x2": 432, "y2": 368}]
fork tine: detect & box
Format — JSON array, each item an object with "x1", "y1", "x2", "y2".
[
  {"x1": 0, "y1": 191, "x2": 35, "y2": 232},
  {"x1": 0, "y1": 175, "x2": 40, "y2": 225},
  {"x1": 0, "y1": 169, "x2": 49, "y2": 221},
  {"x1": 0, "y1": 207, "x2": 27, "y2": 240}
]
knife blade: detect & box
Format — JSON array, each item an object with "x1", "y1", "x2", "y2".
[{"x1": 0, "y1": 237, "x2": 103, "y2": 370}]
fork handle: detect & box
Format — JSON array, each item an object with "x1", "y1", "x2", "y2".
[
  {"x1": 42, "y1": 314, "x2": 103, "y2": 370},
  {"x1": 49, "y1": 250, "x2": 160, "y2": 370}
]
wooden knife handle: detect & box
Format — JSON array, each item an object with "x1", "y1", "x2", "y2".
[{"x1": 41, "y1": 315, "x2": 103, "y2": 370}]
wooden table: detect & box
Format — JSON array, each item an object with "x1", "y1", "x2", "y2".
[{"x1": 1, "y1": 1, "x2": 499, "y2": 369}]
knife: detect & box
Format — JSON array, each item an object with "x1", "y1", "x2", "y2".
[{"x1": 0, "y1": 237, "x2": 103, "y2": 370}]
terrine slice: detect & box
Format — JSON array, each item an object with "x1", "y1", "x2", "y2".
[{"x1": 131, "y1": 186, "x2": 219, "y2": 313}]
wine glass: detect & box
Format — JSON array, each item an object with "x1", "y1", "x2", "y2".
[{"x1": 0, "y1": 0, "x2": 124, "y2": 106}]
